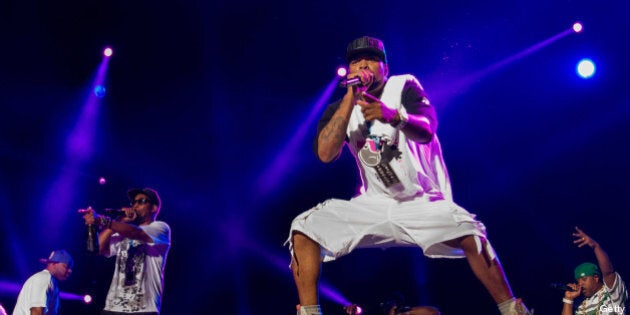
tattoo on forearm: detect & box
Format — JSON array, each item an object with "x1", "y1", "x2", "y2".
[{"x1": 320, "y1": 116, "x2": 347, "y2": 147}]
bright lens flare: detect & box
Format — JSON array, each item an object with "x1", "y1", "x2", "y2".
[
  {"x1": 572, "y1": 22, "x2": 583, "y2": 33},
  {"x1": 576, "y1": 58, "x2": 596, "y2": 79},
  {"x1": 337, "y1": 67, "x2": 347, "y2": 77},
  {"x1": 103, "y1": 47, "x2": 113, "y2": 57}
]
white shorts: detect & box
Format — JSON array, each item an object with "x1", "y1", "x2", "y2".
[{"x1": 286, "y1": 194, "x2": 486, "y2": 262}]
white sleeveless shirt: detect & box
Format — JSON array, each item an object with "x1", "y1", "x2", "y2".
[{"x1": 345, "y1": 74, "x2": 452, "y2": 201}]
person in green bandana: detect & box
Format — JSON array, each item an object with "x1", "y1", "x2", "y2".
[{"x1": 561, "y1": 227, "x2": 628, "y2": 315}]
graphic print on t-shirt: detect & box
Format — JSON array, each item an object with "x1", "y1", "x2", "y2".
[{"x1": 109, "y1": 238, "x2": 147, "y2": 312}]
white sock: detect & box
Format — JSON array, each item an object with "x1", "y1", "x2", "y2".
[
  {"x1": 298, "y1": 304, "x2": 322, "y2": 315},
  {"x1": 497, "y1": 298, "x2": 531, "y2": 315},
  {"x1": 498, "y1": 298, "x2": 517, "y2": 314}
]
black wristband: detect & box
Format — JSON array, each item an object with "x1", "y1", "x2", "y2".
[{"x1": 97, "y1": 215, "x2": 112, "y2": 230}]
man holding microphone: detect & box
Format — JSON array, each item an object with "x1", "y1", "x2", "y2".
[{"x1": 80, "y1": 187, "x2": 170, "y2": 315}]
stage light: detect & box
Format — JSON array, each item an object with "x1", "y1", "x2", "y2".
[
  {"x1": 572, "y1": 22, "x2": 583, "y2": 33},
  {"x1": 337, "y1": 67, "x2": 347, "y2": 77},
  {"x1": 83, "y1": 294, "x2": 93, "y2": 304},
  {"x1": 576, "y1": 58, "x2": 596, "y2": 79},
  {"x1": 99, "y1": 177, "x2": 107, "y2": 185},
  {"x1": 94, "y1": 85, "x2": 107, "y2": 98},
  {"x1": 103, "y1": 47, "x2": 113, "y2": 57}
]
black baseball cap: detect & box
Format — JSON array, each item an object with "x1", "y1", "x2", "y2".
[{"x1": 345, "y1": 36, "x2": 388, "y2": 64}]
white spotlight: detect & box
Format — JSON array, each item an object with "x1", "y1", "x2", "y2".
[{"x1": 576, "y1": 58, "x2": 596, "y2": 79}]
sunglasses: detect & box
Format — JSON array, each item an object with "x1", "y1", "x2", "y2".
[{"x1": 130, "y1": 198, "x2": 151, "y2": 206}]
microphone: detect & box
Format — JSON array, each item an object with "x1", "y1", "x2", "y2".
[
  {"x1": 550, "y1": 283, "x2": 577, "y2": 292},
  {"x1": 104, "y1": 208, "x2": 126, "y2": 217},
  {"x1": 339, "y1": 77, "x2": 363, "y2": 88},
  {"x1": 86, "y1": 223, "x2": 98, "y2": 252},
  {"x1": 339, "y1": 71, "x2": 375, "y2": 88}
]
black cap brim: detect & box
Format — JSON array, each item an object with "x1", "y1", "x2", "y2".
[{"x1": 346, "y1": 48, "x2": 386, "y2": 64}]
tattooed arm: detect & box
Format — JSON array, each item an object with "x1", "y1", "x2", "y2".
[{"x1": 316, "y1": 91, "x2": 356, "y2": 163}]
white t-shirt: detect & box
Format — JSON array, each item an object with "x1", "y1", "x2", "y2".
[
  {"x1": 13, "y1": 269, "x2": 59, "y2": 315},
  {"x1": 103, "y1": 221, "x2": 171, "y2": 313}
]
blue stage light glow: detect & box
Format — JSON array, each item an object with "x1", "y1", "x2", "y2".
[{"x1": 94, "y1": 85, "x2": 107, "y2": 98}]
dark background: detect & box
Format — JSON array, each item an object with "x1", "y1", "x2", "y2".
[{"x1": 1, "y1": 1, "x2": 629, "y2": 314}]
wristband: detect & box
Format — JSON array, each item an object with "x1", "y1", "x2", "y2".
[
  {"x1": 562, "y1": 298, "x2": 573, "y2": 305},
  {"x1": 97, "y1": 215, "x2": 112, "y2": 230},
  {"x1": 392, "y1": 109, "x2": 408, "y2": 129}
]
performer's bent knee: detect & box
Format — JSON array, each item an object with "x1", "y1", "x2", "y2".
[
  {"x1": 459, "y1": 235, "x2": 498, "y2": 263},
  {"x1": 450, "y1": 235, "x2": 497, "y2": 261},
  {"x1": 292, "y1": 231, "x2": 310, "y2": 247},
  {"x1": 290, "y1": 232, "x2": 321, "y2": 258}
]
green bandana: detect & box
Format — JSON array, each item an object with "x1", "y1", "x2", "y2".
[{"x1": 574, "y1": 262, "x2": 600, "y2": 279}]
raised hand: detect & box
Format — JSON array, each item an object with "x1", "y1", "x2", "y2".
[{"x1": 572, "y1": 226, "x2": 599, "y2": 249}]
